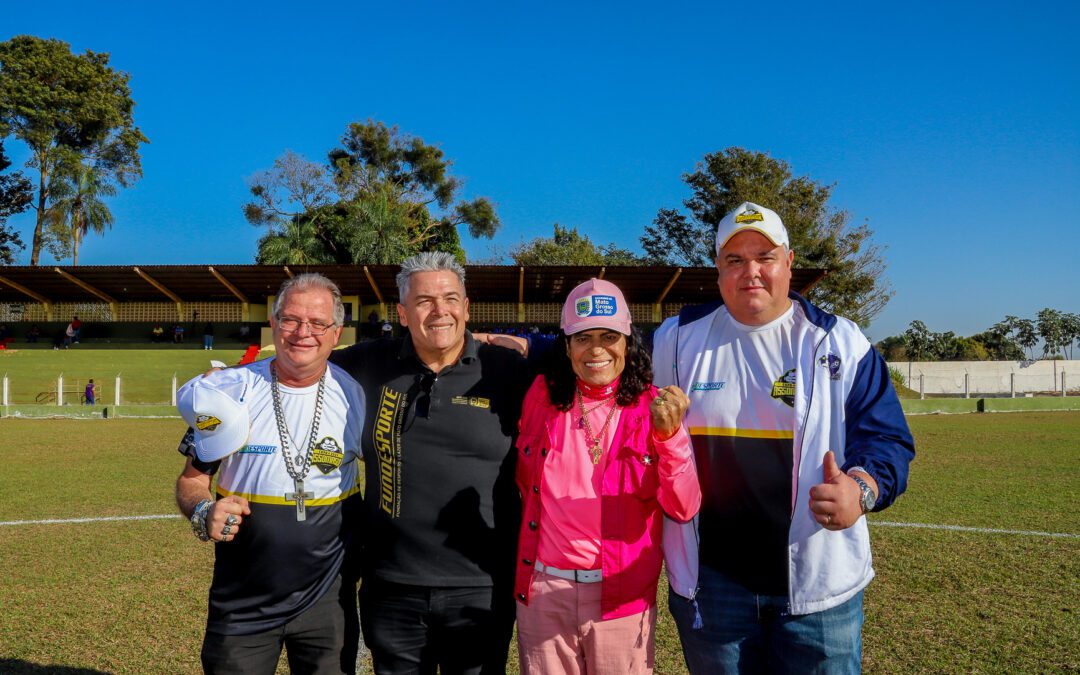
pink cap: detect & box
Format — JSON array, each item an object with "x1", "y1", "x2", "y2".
[{"x1": 561, "y1": 278, "x2": 632, "y2": 336}]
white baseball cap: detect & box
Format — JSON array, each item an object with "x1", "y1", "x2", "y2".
[
  {"x1": 715, "y1": 202, "x2": 789, "y2": 254},
  {"x1": 177, "y1": 372, "x2": 251, "y2": 462}
]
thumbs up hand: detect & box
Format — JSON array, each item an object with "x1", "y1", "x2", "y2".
[{"x1": 808, "y1": 451, "x2": 863, "y2": 531}]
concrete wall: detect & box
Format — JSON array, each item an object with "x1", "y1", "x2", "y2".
[{"x1": 889, "y1": 360, "x2": 1080, "y2": 396}]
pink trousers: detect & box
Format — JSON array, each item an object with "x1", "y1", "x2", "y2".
[{"x1": 516, "y1": 570, "x2": 656, "y2": 675}]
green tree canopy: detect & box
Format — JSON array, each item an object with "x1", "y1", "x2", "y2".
[
  {"x1": 510, "y1": 224, "x2": 642, "y2": 266},
  {"x1": 0, "y1": 35, "x2": 147, "y2": 265},
  {"x1": 641, "y1": 147, "x2": 892, "y2": 326},
  {"x1": 246, "y1": 121, "x2": 499, "y2": 264},
  {"x1": 0, "y1": 140, "x2": 31, "y2": 264}
]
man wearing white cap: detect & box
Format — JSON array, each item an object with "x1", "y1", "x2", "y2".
[
  {"x1": 653, "y1": 202, "x2": 915, "y2": 673},
  {"x1": 175, "y1": 273, "x2": 366, "y2": 674}
]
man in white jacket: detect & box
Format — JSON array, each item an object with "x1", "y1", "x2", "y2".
[{"x1": 653, "y1": 202, "x2": 915, "y2": 674}]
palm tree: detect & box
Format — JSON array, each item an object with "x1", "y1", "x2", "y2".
[
  {"x1": 46, "y1": 161, "x2": 116, "y2": 265},
  {"x1": 255, "y1": 215, "x2": 332, "y2": 265}
]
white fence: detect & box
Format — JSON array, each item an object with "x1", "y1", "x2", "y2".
[{"x1": 889, "y1": 360, "x2": 1079, "y2": 398}]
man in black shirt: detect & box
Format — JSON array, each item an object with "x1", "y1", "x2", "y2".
[{"x1": 330, "y1": 252, "x2": 533, "y2": 675}]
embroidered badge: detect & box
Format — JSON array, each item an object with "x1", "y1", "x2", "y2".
[
  {"x1": 770, "y1": 368, "x2": 797, "y2": 408},
  {"x1": 311, "y1": 436, "x2": 345, "y2": 474},
  {"x1": 691, "y1": 381, "x2": 726, "y2": 391},
  {"x1": 819, "y1": 353, "x2": 842, "y2": 381}
]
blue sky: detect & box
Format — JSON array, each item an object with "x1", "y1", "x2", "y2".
[{"x1": 3, "y1": 1, "x2": 1077, "y2": 340}]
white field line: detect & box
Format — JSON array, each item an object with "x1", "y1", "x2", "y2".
[
  {"x1": 0, "y1": 514, "x2": 177, "y2": 527},
  {"x1": 872, "y1": 520, "x2": 1079, "y2": 539},
  {"x1": 0, "y1": 514, "x2": 1076, "y2": 539}
]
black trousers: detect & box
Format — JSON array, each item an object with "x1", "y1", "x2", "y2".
[
  {"x1": 359, "y1": 577, "x2": 514, "y2": 675},
  {"x1": 201, "y1": 577, "x2": 359, "y2": 675}
]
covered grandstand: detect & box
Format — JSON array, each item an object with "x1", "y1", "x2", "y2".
[{"x1": 0, "y1": 263, "x2": 827, "y2": 341}]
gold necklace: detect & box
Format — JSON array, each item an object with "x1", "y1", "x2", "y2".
[{"x1": 576, "y1": 388, "x2": 618, "y2": 465}]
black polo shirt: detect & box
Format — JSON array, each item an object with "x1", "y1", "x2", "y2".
[{"x1": 329, "y1": 332, "x2": 532, "y2": 587}]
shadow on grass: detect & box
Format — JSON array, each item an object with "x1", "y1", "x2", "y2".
[{"x1": 0, "y1": 661, "x2": 111, "y2": 674}]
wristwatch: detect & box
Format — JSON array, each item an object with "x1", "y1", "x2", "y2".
[
  {"x1": 190, "y1": 499, "x2": 213, "y2": 542},
  {"x1": 846, "y1": 467, "x2": 877, "y2": 514}
]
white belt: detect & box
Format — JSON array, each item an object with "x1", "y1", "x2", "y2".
[{"x1": 534, "y1": 560, "x2": 602, "y2": 584}]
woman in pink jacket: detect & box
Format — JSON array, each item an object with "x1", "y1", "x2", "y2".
[{"x1": 514, "y1": 278, "x2": 701, "y2": 674}]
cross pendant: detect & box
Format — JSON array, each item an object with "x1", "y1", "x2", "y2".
[
  {"x1": 590, "y1": 443, "x2": 602, "y2": 465},
  {"x1": 285, "y1": 479, "x2": 315, "y2": 521}
]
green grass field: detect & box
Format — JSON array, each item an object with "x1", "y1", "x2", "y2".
[
  {"x1": 0, "y1": 348, "x2": 250, "y2": 405},
  {"x1": 1, "y1": 412, "x2": 1077, "y2": 673}
]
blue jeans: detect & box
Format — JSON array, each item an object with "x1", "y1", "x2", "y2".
[{"x1": 669, "y1": 564, "x2": 863, "y2": 675}]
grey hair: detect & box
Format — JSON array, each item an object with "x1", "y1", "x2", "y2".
[
  {"x1": 395, "y1": 252, "x2": 466, "y2": 300},
  {"x1": 273, "y1": 273, "x2": 346, "y2": 326}
]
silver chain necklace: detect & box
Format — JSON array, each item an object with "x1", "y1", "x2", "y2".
[{"x1": 270, "y1": 360, "x2": 326, "y2": 521}]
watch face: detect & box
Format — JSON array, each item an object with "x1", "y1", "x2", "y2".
[{"x1": 861, "y1": 489, "x2": 875, "y2": 512}]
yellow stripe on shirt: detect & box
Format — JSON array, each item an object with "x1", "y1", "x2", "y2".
[{"x1": 688, "y1": 427, "x2": 794, "y2": 439}]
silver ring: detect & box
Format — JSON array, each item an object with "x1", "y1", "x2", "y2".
[
  {"x1": 826, "y1": 514, "x2": 833, "y2": 526},
  {"x1": 222, "y1": 534, "x2": 230, "y2": 542},
  {"x1": 222, "y1": 524, "x2": 232, "y2": 536},
  {"x1": 225, "y1": 514, "x2": 238, "y2": 526}
]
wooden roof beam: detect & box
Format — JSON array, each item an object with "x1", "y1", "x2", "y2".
[
  {"x1": 54, "y1": 268, "x2": 119, "y2": 319},
  {"x1": 0, "y1": 274, "x2": 51, "y2": 305},
  {"x1": 653, "y1": 268, "x2": 683, "y2": 323},
  {"x1": 0, "y1": 274, "x2": 54, "y2": 320},
  {"x1": 133, "y1": 266, "x2": 182, "y2": 303},
  {"x1": 363, "y1": 266, "x2": 385, "y2": 304},
  {"x1": 208, "y1": 266, "x2": 249, "y2": 303},
  {"x1": 517, "y1": 267, "x2": 525, "y2": 323}
]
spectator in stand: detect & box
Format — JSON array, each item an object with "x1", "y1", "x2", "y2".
[
  {"x1": 64, "y1": 322, "x2": 76, "y2": 348},
  {"x1": 27, "y1": 324, "x2": 41, "y2": 343},
  {"x1": 84, "y1": 379, "x2": 96, "y2": 406},
  {"x1": 174, "y1": 324, "x2": 185, "y2": 343},
  {"x1": 203, "y1": 322, "x2": 215, "y2": 351},
  {"x1": 152, "y1": 324, "x2": 165, "y2": 343},
  {"x1": 71, "y1": 315, "x2": 82, "y2": 343},
  {"x1": 238, "y1": 324, "x2": 251, "y2": 342},
  {"x1": 380, "y1": 320, "x2": 393, "y2": 339}
]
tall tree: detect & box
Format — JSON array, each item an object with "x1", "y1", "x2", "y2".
[
  {"x1": 0, "y1": 35, "x2": 147, "y2": 264},
  {"x1": 0, "y1": 140, "x2": 32, "y2": 264},
  {"x1": 245, "y1": 122, "x2": 500, "y2": 264},
  {"x1": 903, "y1": 320, "x2": 933, "y2": 361},
  {"x1": 641, "y1": 147, "x2": 892, "y2": 326},
  {"x1": 1036, "y1": 308, "x2": 1066, "y2": 358},
  {"x1": 510, "y1": 224, "x2": 642, "y2": 266},
  {"x1": 44, "y1": 158, "x2": 116, "y2": 265}
]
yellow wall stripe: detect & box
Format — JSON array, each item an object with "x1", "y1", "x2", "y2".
[
  {"x1": 689, "y1": 427, "x2": 794, "y2": 439},
  {"x1": 216, "y1": 483, "x2": 361, "y2": 506}
]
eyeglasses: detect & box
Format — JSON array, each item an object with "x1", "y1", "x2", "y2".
[{"x1": 277, "y1": 317, "x2": 337, "y2": 336}]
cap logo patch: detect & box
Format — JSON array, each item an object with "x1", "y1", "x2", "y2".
[
  {"x1": 735, "y1": 210, "x2": 764, "y2": 224},
  {"x1": 195, "y1": 414, "x2": 222, "y2": 431},
  {"x1": 575, "y1": 294, "x2": 617, "y2": 318}
]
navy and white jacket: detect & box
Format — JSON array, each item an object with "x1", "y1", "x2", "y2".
[{"x1": 653, "y1": 292, "x2": 915, "y2": 615}]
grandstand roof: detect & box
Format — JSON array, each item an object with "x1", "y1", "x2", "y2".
[{"x1": 0, "y1": 264, "x2": 827, "y2": 307}]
